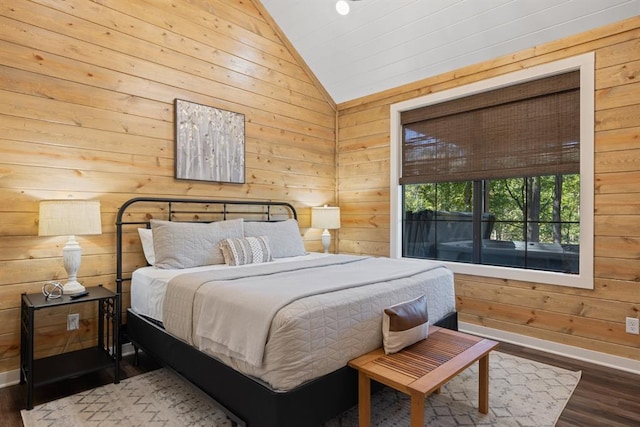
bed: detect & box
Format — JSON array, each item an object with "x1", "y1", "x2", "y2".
[{"x1": 116, "y1": 197, "x2": 458, "y2": 427}]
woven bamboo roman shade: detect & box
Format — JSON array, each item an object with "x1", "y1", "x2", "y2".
[{"x1": 400, "y1": 71, "x2": 580, "y2": 184}]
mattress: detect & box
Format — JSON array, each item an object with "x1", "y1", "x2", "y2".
[{"x1": 130, "y1": 254, "x2": 455, "y2": 391}]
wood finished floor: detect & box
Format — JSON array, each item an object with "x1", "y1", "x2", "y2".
[{"x1": 3, "y1": 343, "x2": 640, "y2": 426}]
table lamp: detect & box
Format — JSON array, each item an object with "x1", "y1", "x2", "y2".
[
  {"x1": 311, "y1": 205, "x2": 341, "y2": 253},
  {"x1": 38, "y1": 200, "x2": 102, "y2": 295}
]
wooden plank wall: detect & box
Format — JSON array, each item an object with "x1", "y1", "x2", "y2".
[
  {"x1": 337, "y1": 16, "x2": 640, "y2": 361},
  {"x1": 0, "y1": 0, "x2": 336, "y2": 374}
]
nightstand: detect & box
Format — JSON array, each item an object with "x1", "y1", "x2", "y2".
[{"x1": 20, "y1": 285, "x2": 120, "y2": 410}]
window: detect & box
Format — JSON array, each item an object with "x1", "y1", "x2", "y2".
[{"x1": 390, "y1": 54, "x2": 594, "y2": 289}]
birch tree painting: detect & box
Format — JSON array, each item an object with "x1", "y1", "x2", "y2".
[{"x1": 175, "y1": 99, "x2": 245, "y2": 183}]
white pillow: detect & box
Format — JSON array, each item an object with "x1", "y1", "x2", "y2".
[
  {"x1": 382, "y1": 294, "x2": 430, "y2": 354},
  {"x1": 243, "y1": 219, "x2": 307, "y2": 258},
  {"x1": 151, "y1": 218, "x2": 244, "y2": 269},
  {"x1": 137, "y1": 228, "x2": 155, "y2": 265},
  {"x1": 220, "y1": 236, "x2": 273, "y2": 266}
]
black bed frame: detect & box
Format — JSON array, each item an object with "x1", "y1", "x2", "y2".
[{"x1": 116, "y1": 197, "x2": 458, "y2": 427}]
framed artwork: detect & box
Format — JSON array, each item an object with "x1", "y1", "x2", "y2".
[{"x1": 174, "y1": 99, "x2": 245, "y2": 183}]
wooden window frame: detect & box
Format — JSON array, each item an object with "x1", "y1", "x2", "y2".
[{"x1": 390, "y1": 53, "x2": 595, "y2": 289}]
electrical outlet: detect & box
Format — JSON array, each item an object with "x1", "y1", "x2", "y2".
[
  {"x1": 626, "y1": 317, "x2": 639, "y2": 335},
  {"x1": 67, "y1": 313, "x2": 79, "y2": 331}
]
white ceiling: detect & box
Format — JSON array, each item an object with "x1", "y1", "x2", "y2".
[{"x1": 260, "y1": 0, "x2": 640, "y2": 104}]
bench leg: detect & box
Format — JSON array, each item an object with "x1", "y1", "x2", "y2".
[
  {"x1": 410, "y1": 392, "x2": 425, "y2": 427},
  {"x1": 358, "y1": 372, "x2": 371, "y2": 427},
  {"x1": 478, "y1": 354, "x2": 490, "y2": 414}
]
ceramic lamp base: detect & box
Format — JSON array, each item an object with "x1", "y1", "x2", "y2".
[{"x1": 63, "y1": 280, "x2": 86, "y2": 295}]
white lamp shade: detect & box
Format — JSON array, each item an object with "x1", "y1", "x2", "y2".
[
  {"x1": 311, "y1": 206, "x2": 341, "y2": 230},
  {"x1": 39, "y1": 200, "x2": 102, "y2": 236}
]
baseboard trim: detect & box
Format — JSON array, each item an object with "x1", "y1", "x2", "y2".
[
  {"x1": 460, "y1": 321, "x2": 640, "y2": 375},
  {"x1": 0, "y1": 343, "x2": 136, "y2": 390},
  {"x1": 0, "y1": 369, "x2": 20, "y2": 390}
]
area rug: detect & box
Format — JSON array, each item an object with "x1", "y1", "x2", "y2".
[{"x1": 22, "y1": 351, "x2": 580, "y2": 427}]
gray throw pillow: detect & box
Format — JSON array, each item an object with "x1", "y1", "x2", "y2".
[
  {"x1": 243, "y1": 219, "x2": 307, "y2": 258},
  {"x1": 151, "y1": 218, "x2": 244, "y2": 269}
]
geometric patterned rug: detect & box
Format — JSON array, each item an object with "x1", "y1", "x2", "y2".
[
  {"x1": 325, "y1": 351, "x2": 581, "y2": 426},
  {"x1": 22, "y1": 351, "x2": 580, "y2": 427}
]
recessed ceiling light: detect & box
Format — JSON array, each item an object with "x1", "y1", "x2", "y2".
[{"x1": 336, "y1": 0, "x2": 350, "y2": 16}]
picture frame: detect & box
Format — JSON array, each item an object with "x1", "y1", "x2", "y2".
[{"x1": 174, "y1": 99, "x2": 245, "y2": 184}]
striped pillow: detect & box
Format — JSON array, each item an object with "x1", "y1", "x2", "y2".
[{"x1": 220, "y1": 236, "x2": 273, "y2": 266}]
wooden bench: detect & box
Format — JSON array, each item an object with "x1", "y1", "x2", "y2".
[{"x1": 348, "y1": 326, "x2": 499, "y2": 426}]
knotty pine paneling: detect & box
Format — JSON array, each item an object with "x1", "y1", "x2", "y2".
[
  {"x1": 595, "y1": 126, "x2": 640, "y2": 153},
  {"x1": 337, "y1": 16, "x2": 640, "y2": 362},
  {"x1": 0, "y1": 0, "x2": 336, "y2": 374}
]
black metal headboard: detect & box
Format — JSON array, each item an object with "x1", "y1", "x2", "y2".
[{"x1": 115, "y1": 197, "x2": 297, "y2": 297}]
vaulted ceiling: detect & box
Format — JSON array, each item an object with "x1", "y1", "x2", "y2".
[{"x1": 260, "y1": 0, "x2": 640, "y2": 104}]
